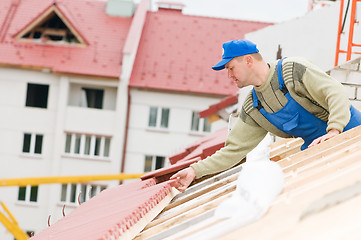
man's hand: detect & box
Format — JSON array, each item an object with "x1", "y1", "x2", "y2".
[
  {"x1": 308, "y1": 129, "x2": 340, "y2": 148},
  {"x1": 170, "y1": 167, "x2": 196, "y2": 192}
]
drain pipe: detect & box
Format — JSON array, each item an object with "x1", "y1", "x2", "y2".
[{"x1": 120, "y1": 86, "x2": 131, "y2": 183}]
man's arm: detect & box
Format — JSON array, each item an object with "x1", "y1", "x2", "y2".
[
  {"x1": 292, "y1": 59, "x2": 350, "y2": 146},
  {"x1": 308, "y1": 128, "x2": 340, "y2": 148},
  {"x1": 302, "y1": 60, "x2": 351, "y2": 133},
  {"x1": 170, "y1": 167, "x2": 196, "y2": 192},
  {"x1": 171, "y1": 118, "x2": 267, "y2": 191}
]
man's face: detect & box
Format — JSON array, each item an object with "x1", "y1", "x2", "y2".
[{"x1": 225, "y1": 56, "x2": 251, "y2": 88}]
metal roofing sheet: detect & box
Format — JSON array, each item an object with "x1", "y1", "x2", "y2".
[
  {"x1": 0, "y1": 0, "x2": 132, "y2": 78},
  {"x1": 129, "y1": 8, "x2": 271, "y2": 95},
  {"x1": 199, "y1": 94, "x2": 238, "y2": 118},
  {"x1": 30, "y1": 178, "x2": 178, "y2": 240}
]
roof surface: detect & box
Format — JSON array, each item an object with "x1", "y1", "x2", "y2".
[
  {"x1": 28, "y1": 128, "x2": 227, "y2": 239},
  {"x1": 135, "y1": 126, "x2": 361, "y2": 240},
  {"x1": 169, "y1": 127, "x2": 228, "y2": 164},
  {"x1": 29, "y1": 124, "x2": 361, "y2": 239},
  {"x1": 0, "y1": 0, "x2": 132, "y2": 78},
  {"x1": 30, "y1": 178, "x2": 179, "y2": 240},
  {"x1": 129, "y1": 8, "x2": 271, "y2": 96},
  {"x1": 199, "y1": 94, "x2": 238, "y2": 118}
]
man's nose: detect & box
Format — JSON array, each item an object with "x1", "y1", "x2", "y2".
[{"x1": 228, "y1": 70, "x2": 233, "y2": 79}]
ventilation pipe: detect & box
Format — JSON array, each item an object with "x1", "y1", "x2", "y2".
[{"x1": 106, "y1": 0, "x2": 135, "y2": 17}]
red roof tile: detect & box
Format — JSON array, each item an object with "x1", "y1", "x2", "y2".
[
  {"x1": 169, "y1": 127, "x2": 228, "y2": 165},
  {"x1": 30, "y1": 178, "x2": 178, "y2": 240},
  {"x1": 183, "y1": 128, "x2": 227, "y2": 160},
  {"x1": 0, "y1": 0, "x2": 132, "y2": 78},
  {"x1": 141, "y1": 128, "x2": 229, "y2": 183},
  {"x1": 141, "y1": 157, "x2": 201, "y2": 182},
  {"x1": 30, "y1": 128, "x2": 228, "y2": 238},
  {"x1": 199, "y1": 94, "x2": 238, "y2": 118},
  {"x1": 129, "y1": 8, "x2": 271, "y2": 95}
]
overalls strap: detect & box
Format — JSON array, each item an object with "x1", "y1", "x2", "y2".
[
  {"x1": 277, "y1": 58, "x2": 288, "y2": 94},
  {"x1": 253, "y1": 58, "x2": 287, "y2": 109},
  {"x1": 251, "y1": 58, "x2": 361, "y2": 150}
]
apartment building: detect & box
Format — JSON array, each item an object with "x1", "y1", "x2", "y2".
[
  {"x1": 0, "y1": 0, "x2": 135, "y2": 237},
  {"x1": 125, "y1": 4, "x2": 271, "y2": 175},
  {"x1": 0, "y1": 0, "x2": 271, "y2": 238}
]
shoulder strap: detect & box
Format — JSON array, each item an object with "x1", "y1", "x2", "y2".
[
  {"x1": 242, "y1": 89, "x2": 293, "y2": 138},
  {"x1": 252, "y1": 88, "x2": 262, "y2": 110},
  {"x1": 253, "y1": 58, "x2": 287, "y2": 110},
  {"x1": 277, "y1": 58, "x2": 288, "y2": 94}
]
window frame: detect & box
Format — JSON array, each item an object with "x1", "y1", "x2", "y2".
[
  {"x1": 60, "y1": 183, "x2": 106, "y2": 205},
  {"x1": 81, "y1": 87, "x2": 104, "y2": 109},
  {"x1": 25, "y1": 83, "x2": 49, "y2": 109},
  {"x1": 64, "y1": 133, "x2": 111, "y2": 160},
  {"x1": 147, "y1": 106, "x2": 170, "y2": 129},
  {"x1": 144, "y1": 155, "x2": 166, "y2": 172},
  {"x1": 22, "y1": 133, "x2": 44, "y2": 156},
  {"x1": 190, "y1": 111, "x2": 211, "y2": 134},
  {"x1": 17, "y1": 185, "x2": 39, "y2": 204}
]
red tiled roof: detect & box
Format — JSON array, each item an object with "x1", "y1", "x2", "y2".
[
  {"x1": 30, "y1": 178, "x2": 178, "y2": 240},
  {"x1": 129, "y1": 8, "x2": 271, "y2": 96},
  {"x1": 30, "y1": 128, "x2": 228, "y2": 238},
  {"x1": 0, "y1": 0, "x2": 132, "y2": 78},
  {"x1": 141, "y1": 157, "x2": 202, "y2": 183},
  {"x1": 181, "y1": 128, "x2": 227, "y2": 161},
  {"x1": 139, "y1": 127, "x2": 228, "y2": 184},
  {"x1": 199, "y1": 94, "x2": 238, "y2": 118},
  {"x1": 169, "y1": 127, "x2": 228, "y2": 164}
]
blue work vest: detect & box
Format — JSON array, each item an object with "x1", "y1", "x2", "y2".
[{"x1": 252, "y1": 58, "x2": 361, "y2": 150}]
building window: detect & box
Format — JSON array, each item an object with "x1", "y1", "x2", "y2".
[
  {"x1": 22, "y1": 133, "x2": 43, "y2": 155},
  {"x1": 148, "y1": 107, "x2": 170, "y2": 129},
  {"x1": 191, "y1": 111, "x2": 211, "y2": 133},
  {"x1": 64, "y1": 133, "x2": 111, "y2": 158},
  {"x1": 60, "y1": 183, "x2": 106, "y2": 204},
  {"x1": 144, "y1": 155, "x2": 166, "y2": 172},
  {"x1": 20, "y1": 11, "x2": 82, "y2": 45},
  {"x1": 81, "y1": 88, "x2": 104, "y2": 109},
  {"x1": 18, "y1": 185, "x2": 38, "y2": 203},
  {"x1": 25, "y1": 83, "x2": 49, "y2": 108}
]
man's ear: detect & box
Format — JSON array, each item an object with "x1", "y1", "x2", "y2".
[{"x1": 245, "y1": 55, "x2": 253, "y2": 67}]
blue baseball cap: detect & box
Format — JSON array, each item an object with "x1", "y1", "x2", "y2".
[{"x1": 212, "y1": 39, "x2": 259, "y2": 71}]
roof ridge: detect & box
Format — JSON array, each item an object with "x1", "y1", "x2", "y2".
[
  {"x1": 30, "y1": 179, "x2": 179, "y2": 240},
  {"x1": 154, "y1": 8, "x2": 273, "y2": 24},
  {"x1": 0, "y1": 0, "x2": 20, "y2": 42},
  {"x1": 100, "y1": 180, "x2": 178, "y2": 240},
  {"x1": 55, "y1": 1, "x2": 89, "y2": 45}
]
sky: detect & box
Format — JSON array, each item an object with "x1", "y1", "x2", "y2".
[{"x1": 150, "y1": 0, "x2": 311, "y2": 23}]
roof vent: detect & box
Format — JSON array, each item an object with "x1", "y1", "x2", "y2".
[
  {"x1": 106, "y1": 0, "x2": 135, "y2": 17},
  {"x1": 156, "y1": 1, "x2": 185, "y2": 11}
]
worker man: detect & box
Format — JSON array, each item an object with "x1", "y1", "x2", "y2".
[{"x1": 171, "y1": 39, "x2": 361, "y2": 192}]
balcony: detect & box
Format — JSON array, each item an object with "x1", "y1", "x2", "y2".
[{"x1": 65, "y1": 106, "x2": 116, "y2": 135}]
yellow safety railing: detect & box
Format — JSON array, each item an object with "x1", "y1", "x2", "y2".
[
  {"x1": 0, "y1": 173, "x2": 144, "y2": 187},
  {"x1": 0, "y1": 173, "x2": 144, "y2": 239},
  {"x1": 0, "y1": 202, "x2": 29, "y2": 240}
]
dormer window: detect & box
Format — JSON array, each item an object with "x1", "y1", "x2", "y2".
[
  {"x1": 21, "y1": 12, "x2": 79, "y2": 44},
  {"x1": 15, "y1": 4, "x2": 86, "y2": 46}
]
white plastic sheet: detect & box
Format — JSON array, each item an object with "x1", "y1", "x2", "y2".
[
  {"x1": 182, "y1": 135, "x2": 285, "y2": 240},
  {"x1": 215, "y1": 134, "x2": 284, "y2": 222}
]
